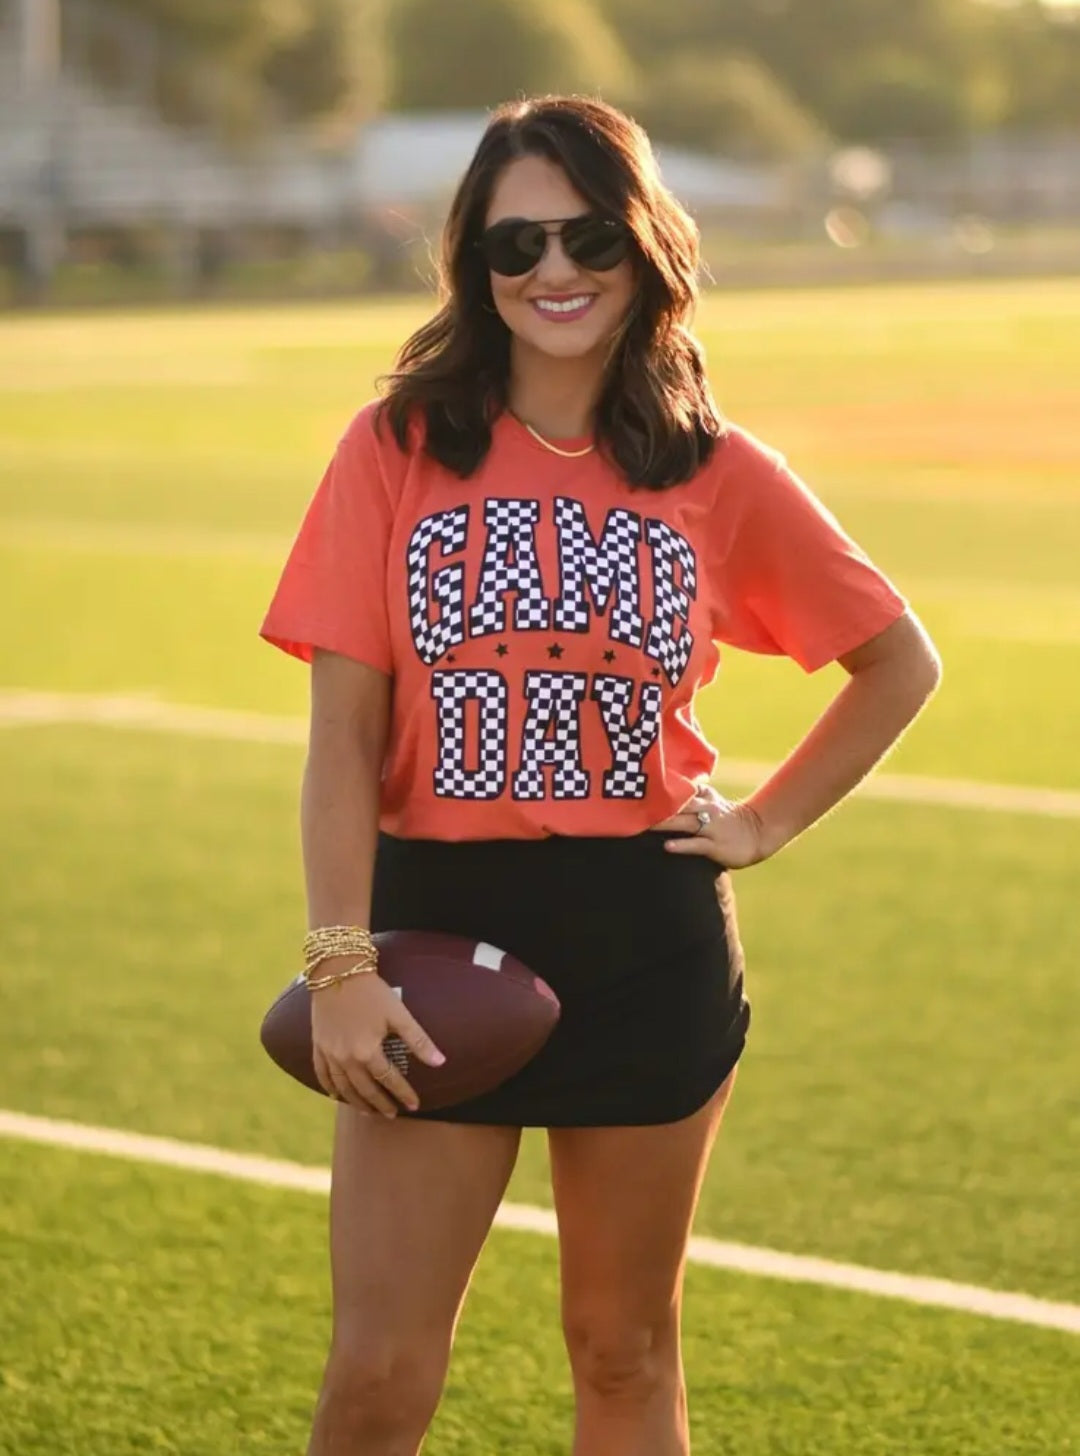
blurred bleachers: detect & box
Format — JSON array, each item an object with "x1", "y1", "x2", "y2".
[{"x1": 1, "y1": 0, "x2": 1079, "y2": 302}]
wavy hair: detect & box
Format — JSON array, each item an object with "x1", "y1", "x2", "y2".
[{"x1": 376, "y1": 95, "x2": 725, "y2": 491}]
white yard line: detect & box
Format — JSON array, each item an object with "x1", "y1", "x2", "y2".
[
  {"x1": 0, "y1": 689, "x2": 309, "y2": 745},
  {"x1": 3, "y1": 688, "x2": 1080, "y2": 819},
  {"x1": 2, "y1": 1109, "x2": 1077, "y2": 1336}
]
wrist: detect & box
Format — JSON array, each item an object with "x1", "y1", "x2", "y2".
[
  {"x1": 302, "y1": 926, "x2": 380, "y2": 991},
  {"x1": 742, "y1": 797, "x2": 791, "y2": 862}
]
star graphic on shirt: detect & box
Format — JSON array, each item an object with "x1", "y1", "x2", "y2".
[
  {"x1": 495, "y1": 643, "x2": 509, "y2": 657},
  {"x1": 547, "y1": 643, "x2": 564, "y2": 659},
  {"x1": 602, "y1": 649, "x2": 616, "y2": 663},
  {"x1": 446, "y1": 654, "x2": 456, "y2": 663},
  {"x1": 651, "y1": 665, "x2": 662, "y2": 677}
]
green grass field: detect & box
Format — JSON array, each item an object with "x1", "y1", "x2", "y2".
[{"x1": 2, "y1": 279, "x2": 1078, "y2": 1454}]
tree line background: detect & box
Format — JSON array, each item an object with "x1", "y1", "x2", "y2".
[{"x1": 65, "y1": 0, "x2": 1080, "y2": 155}]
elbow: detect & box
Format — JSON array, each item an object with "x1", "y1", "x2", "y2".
[
  {"x1": 893, "y1": 641, "x2": 943, "y2": 733},
  {"x1": 844, "y1": 619, "x2": 943, "y2": 725},
  {"x1": 911, "y1": 634, "x2": 944, "y2": 702},
  {"x1": 913, "y1": 615, "x2": 944, "y2": 699},
  {"x1": 839, "y1": 610, "x2": 943, "y2": 702},
  {"x1": 892, "y1": 635, "x2": 943, "y2": 717}
]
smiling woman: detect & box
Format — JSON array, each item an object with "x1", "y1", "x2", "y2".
[
  {"x1": 256, "y1": 94, "x2": 937, "y2": 1456},
  {"x1": 376, "y1": 96, "x2": 721, "y2": 485},
  {"x1": 481, "y1": 167, "x2": 638, "y2": 393}
]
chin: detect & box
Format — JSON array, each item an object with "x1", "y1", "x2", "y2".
[{"x1": 512, "y1": 318, "x2": 616, "y2": 362}]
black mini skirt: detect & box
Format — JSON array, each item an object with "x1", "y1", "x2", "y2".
[{"x1": 369, "y1": 828, "x2": 750, "y2": 1127}]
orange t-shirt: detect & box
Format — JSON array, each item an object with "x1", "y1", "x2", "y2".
[{"x1": 260, "y1": 401, "x2": 907, "y2": 840}]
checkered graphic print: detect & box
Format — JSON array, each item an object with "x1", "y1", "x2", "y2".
[
  {"x1": 552, "y1": 496, "x2": 644, "y2": 644},
  {"x1": 644, "y1": 519, "x2": 697, "y2": 687},
  {"x1": 430, "y1": 669, "x2": 509, "y2": 799},
  {"x1": 512, "y1": 671, "x2": 591, "y2": 801},
  {"x1": 469, "y1": 498, "x2": 551, "y2": 638},
  {"x1": 591, "y1": 674, "x2": 662, "y2": 798},
  {"x1": 406, "y1": 506, "x2": 470, "y2": 665}
]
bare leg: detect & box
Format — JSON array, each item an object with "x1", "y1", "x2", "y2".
[
  {"x1": 549, "y1": 1071, "x2": 738, "y2": 1456},
  {"x1": 307, "y1": 1107, "x2": 520, "y2": 1456}
]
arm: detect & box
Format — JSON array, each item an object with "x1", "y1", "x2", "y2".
[
  {"x1": 744, "y1": 609, "x2": 942, "y2": 859},
  {"x1": 660, "y1": 610, "x2": 942, "y2": 866},
  {"x1": 301, "y1": 647, "x2": 391, "y2": 929},
  {"x1": 665, "y1": 431, "x2": 940, "y2": 866},
  {"x1": 300, "y1": 648, "x2": 444, "y2": 1112}
]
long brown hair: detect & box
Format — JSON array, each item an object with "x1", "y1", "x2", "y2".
[{"x1": 376, "y1": 95, "x2": 726, "y2": 491}]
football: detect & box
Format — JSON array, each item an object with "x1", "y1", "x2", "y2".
[{"x1": 260, "y1": 929, "x2": 561, "y2": 1110}]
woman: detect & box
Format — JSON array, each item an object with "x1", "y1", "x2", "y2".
[{"x1": 260, "y1": 95, "x2": 941, "y2": 1456}]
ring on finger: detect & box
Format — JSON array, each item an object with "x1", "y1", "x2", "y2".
[{"x1": 695, "y1": 807, "x2": 711, "y2": 833}]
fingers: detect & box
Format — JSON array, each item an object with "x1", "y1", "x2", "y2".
[
  {"x1": 389, "y1": 1006, "x2": 447, "y2": 1070},
  {"x1": 346, "y1": 1063, "x2": 402, "y2": 1119},
  {"x1": 651, "y1": 813, "x2": 691, "y2": 832},
  {"x1": 681, "y1": 810, "x2": 711, "y2": 833},
  {"x1": 315, "y1": 1045, "x2": 403, "y2": 1117},
  {"x1": 664, "y1": 796, "x2": 718, "y2": 854},
  {"x1": 314, "y1": 1044, "x2": 365, "y2": 1108},
  {"x1": 370, "y1": 1047, "x2": 420, "y2": 1112},
  {"x1": 653, "y1": 790, "x2": 729, "y2": 833},
  {"x1": 312, "y1": 1045, "x2": 338, "y2": 1099},
  {"x1": 331, "y1": 1060, "x2": 399, "y2": 1117},
  {"x1": 662, "y1": 833, "x2": 714, "y2": 856},
  {"x1": 329, "y1": 1062, "x2": 370, "y2": 1108},
  {"x1": 652, "y1": 807, "x2": 706, "y2": 833},
  {"x1": 662, "y1": 809, "x2": 714, "y2": 836},
  {"x1": 310, "y1": 1002, "x2": 447, "y2": 1118}
]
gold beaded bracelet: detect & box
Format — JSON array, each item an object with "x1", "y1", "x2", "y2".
[
  {"x1": 305, "y1": 957, "x2": 378, "y2": 993},
  {"x1": 302, "y1": 925, "x2": 380, "y2": 993},
  {"x1": 303, "y1": 925, "x2": 377, "y2": 962}
]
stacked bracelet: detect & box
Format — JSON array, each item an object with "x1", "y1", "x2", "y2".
[
  {"x1": 302, "y1": 925, "x2": 380, "y2": 993},
  {"x1": 305, "y1": 958, "x2": 377, "y2": 992}
]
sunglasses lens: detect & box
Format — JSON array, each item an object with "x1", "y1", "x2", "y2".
[
  {"x1": 481, "y1": 217, "x2": 631, "y2": 276},
  {"x1": 563, "y1": 218, "x2": 630, "y2": 271},
  {"x1": 481, "y1": 221, "x2": 548, "y2": 276}
]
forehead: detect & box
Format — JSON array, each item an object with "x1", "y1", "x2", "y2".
[{"x1": 485, "y1": 153, "x2": 591, "y2": 226}]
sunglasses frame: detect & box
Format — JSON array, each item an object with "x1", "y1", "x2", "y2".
[{"x1": 477, "y1": 214, "x2": 632, "y2": 277}]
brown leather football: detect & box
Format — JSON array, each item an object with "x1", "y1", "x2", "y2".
[{"x1": 260, "y1": 929, "x2": 561, "y2": 1110}]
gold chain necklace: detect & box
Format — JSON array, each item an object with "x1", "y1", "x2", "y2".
[{"x1": 520, "y1": 418, "x2": 596, "y2": 459}]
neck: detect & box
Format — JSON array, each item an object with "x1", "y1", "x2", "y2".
[{"x1": 507, "y1": 340, "x2": 605, "y2": 439}]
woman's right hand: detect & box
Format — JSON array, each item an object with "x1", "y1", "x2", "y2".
[{"x1": 310, "y1": 957, "x2": 446, "y2": 1116}]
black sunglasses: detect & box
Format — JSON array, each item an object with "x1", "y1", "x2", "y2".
[{"x1": 478, "y1": 214, "x2": 631, "y2": 277}]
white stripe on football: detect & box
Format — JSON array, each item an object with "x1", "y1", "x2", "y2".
[{"x1": 472, "y1": 941, "x2": 506, "y2": 971}]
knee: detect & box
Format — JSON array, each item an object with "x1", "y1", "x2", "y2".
[
  {"x1": 563, "y1": 1310, "x2": 677, "y2": 1402},
  {"x1": 313, "y1": 1333, "x2": 444, "y2": 1449}
]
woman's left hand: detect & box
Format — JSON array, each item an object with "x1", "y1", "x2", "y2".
[{"x1": 651, "y1": 784, "x2": 772, "y2": 870}]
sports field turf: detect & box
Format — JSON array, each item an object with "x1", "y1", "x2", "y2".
[{"x1": 1, "y1": 279, "x2": 1078, "y2": 1453}]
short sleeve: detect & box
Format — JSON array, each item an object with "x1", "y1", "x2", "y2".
[
  {"x1": 259, "y1": 402, "x2": 399, "y2": 675},
  {"x1": 708, "y1": 427, "x2": 908, "y2": 674}
]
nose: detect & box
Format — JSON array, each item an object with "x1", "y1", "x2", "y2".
[{"x1": 534, "y1": 231, "x2": 581, "y2": 287}]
